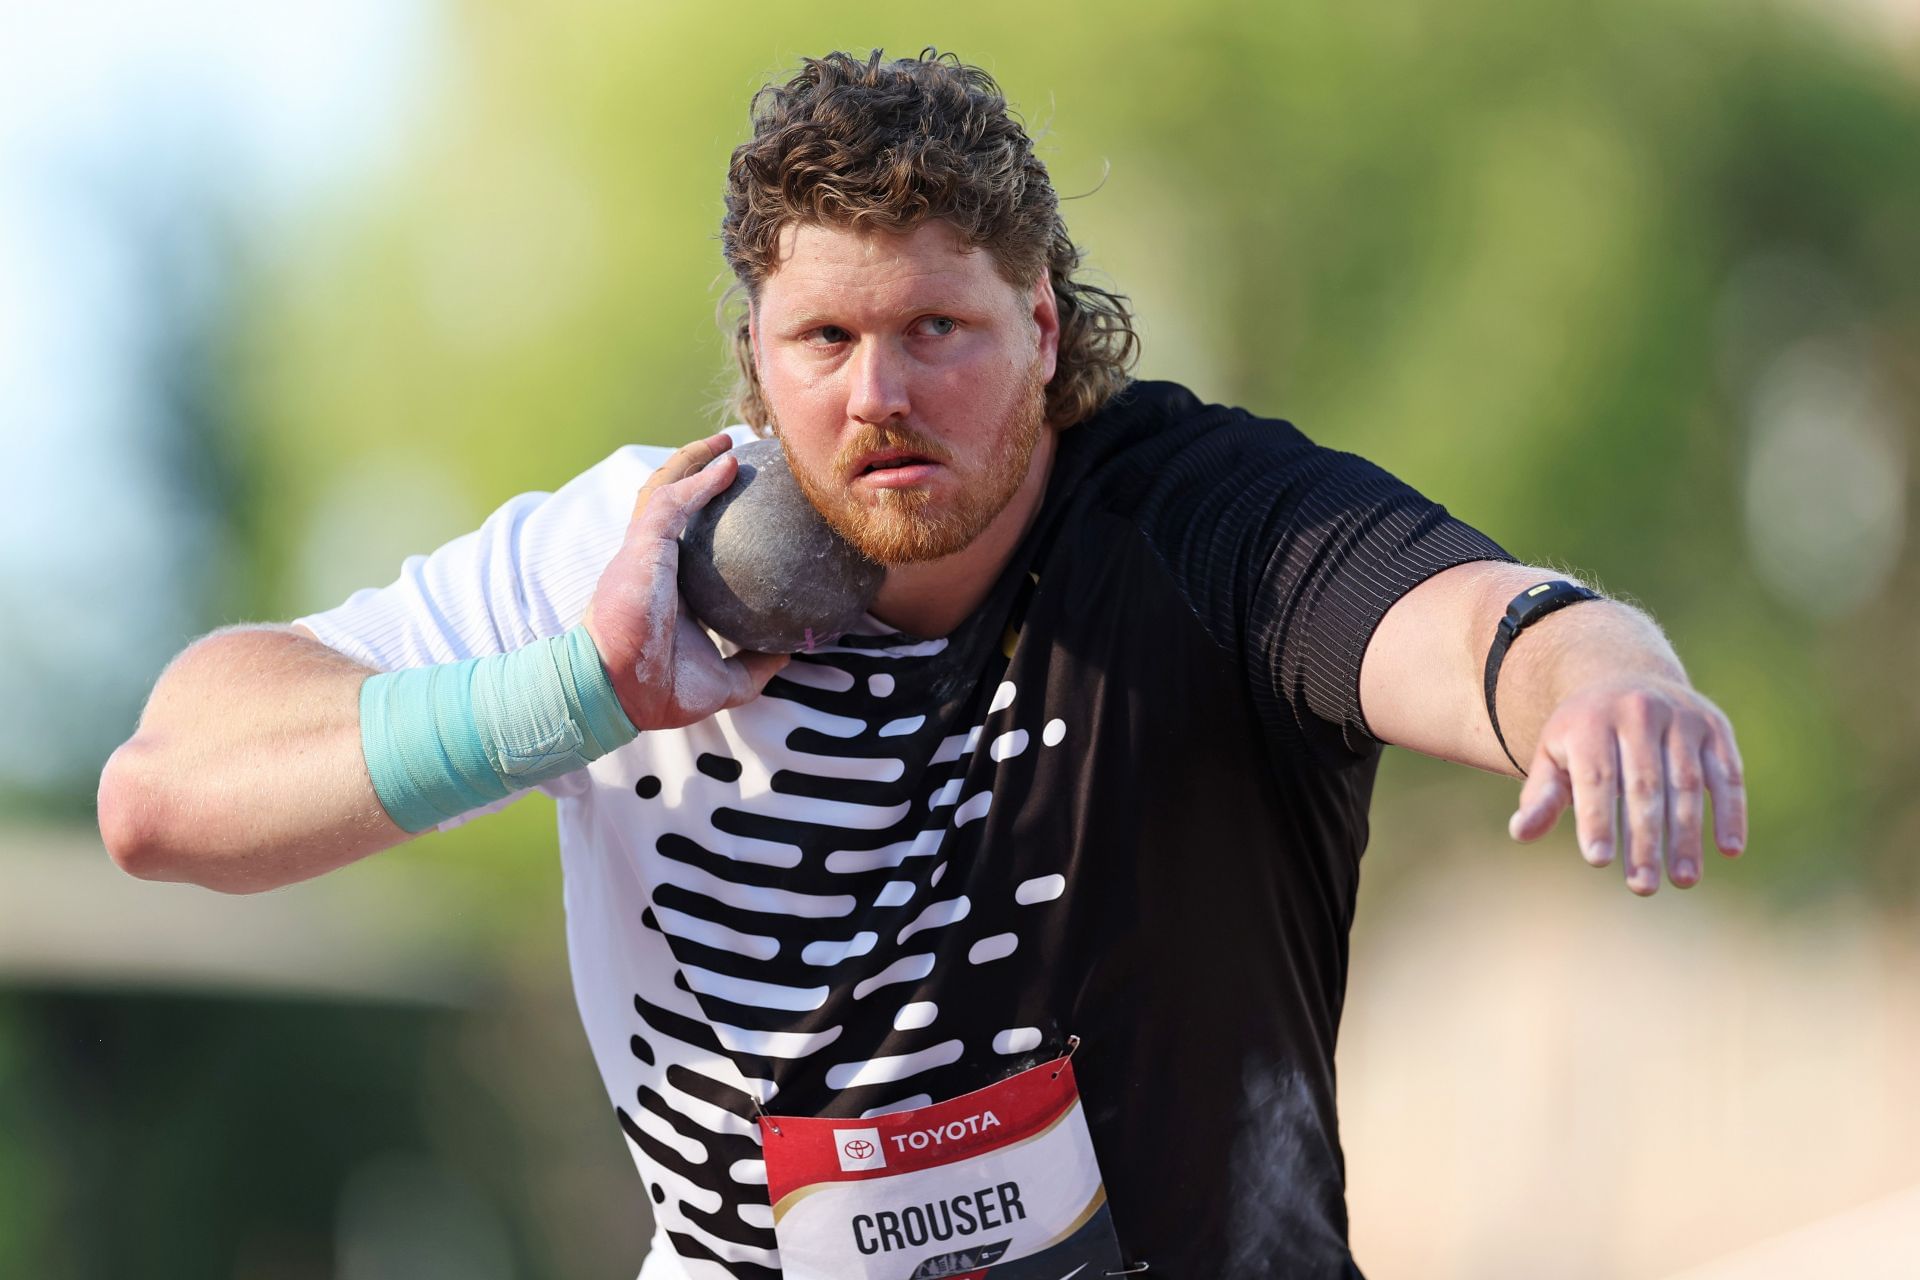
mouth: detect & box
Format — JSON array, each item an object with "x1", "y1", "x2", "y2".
[
  {"x1": 856, "y1": 448, "x2": 940, "y2": 475},
  {"x1": 851, "y1": 447, "x2": 944, "y2": 488}
]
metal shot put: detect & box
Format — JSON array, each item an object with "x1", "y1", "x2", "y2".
[{"x1": 677, "y1": 438, "x2": 884, "y2": 654}]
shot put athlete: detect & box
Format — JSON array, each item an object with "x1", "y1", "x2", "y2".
[{"x1": 97, "y1": 50, "x2": 1749, "y2": 1280}]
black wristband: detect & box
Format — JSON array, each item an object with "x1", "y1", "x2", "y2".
[{"x1": 1483, "y1": 580, "x2": 1603, "y2": 775}]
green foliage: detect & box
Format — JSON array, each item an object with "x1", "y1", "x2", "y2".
[{"x1": 0, "y1": 1006, "x2": 61, "y2": 1277}]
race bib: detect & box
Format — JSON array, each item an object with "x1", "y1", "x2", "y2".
[{"x1": 759, "y1": 1053, "x2": 1128, "y2": 1279}]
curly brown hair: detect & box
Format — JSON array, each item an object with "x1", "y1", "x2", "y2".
[{"x1": 720, "y1": 49, "x2": 1138, "y2": 433}]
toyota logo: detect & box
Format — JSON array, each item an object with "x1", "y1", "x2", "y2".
[{"x1": 842, "y1": 1138, "x2": 876, "y2": 1161}]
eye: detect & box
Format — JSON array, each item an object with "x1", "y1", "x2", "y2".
[
  {"x1": 807, "y1": 325, "x2": 852, "y2": 346},
  {"x1": 915, "y1": 315, "x2": 958, "y2": 337}
]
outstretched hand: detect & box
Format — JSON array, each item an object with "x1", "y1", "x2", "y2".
[
  {"x1": 582, "y1": 432, "x2": 790, "y2": 730},
  {"x1": 1506, "y1": 675, "x2": 1747, "y2": 895}
]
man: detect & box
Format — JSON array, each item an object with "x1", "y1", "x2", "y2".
[{"x1": 98, "y1": 49, "x2": 1746, "y2": 1280}]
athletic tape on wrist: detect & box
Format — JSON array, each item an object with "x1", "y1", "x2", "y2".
[{"x1": 360, "y1": 624, "x2": 638, "y2": 833}]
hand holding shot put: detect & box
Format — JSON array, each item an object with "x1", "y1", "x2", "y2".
[{"x1": 580, "y1": 431, "x2": 792, "y2": 732}]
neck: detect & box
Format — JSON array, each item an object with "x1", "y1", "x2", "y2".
[{"x1": 868, "y1": 428, "x2": 1058, "y2": 639}]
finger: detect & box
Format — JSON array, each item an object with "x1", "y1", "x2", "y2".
[
  {"x1": 1704, "y1": 716, "x2": 1748, "y2": 857},
  {"x1": 1508, "y1": 741, "x2": 1570, "y2": 842},
  {"x1": 629, "y1": 432, "x2": 737, "y2": 519},
  {"x1": 634, "y1": 451, "x2": 739, "y2": 543},
  {"x1": 720, "y1": 650, "x2": 792, "y2": 709},
  {"x1": 1664, "y1": 721, "x2": 1708, "y2": 889},
  {"x1": 1557, "y1": 726, "x2": 1619, "y2": 868},
  {"x1": 1618, "y1": 710, "x2": 1670, "y2": 896}
]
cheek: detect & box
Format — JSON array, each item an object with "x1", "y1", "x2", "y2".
[
  {"x1": 760, "y1": 355, "x2": 835, "y2": 425},
  {"x1": 761, "y1": 366, "x2": 839, "y2": 461},
  {"x1": 928, "y1": 343, "x2": 1024, "y2": 407},
  {"x1": 757, "y1": 350, "x2": 809, "y2": 400}
]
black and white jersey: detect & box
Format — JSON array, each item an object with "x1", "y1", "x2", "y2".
[{"x1": 299, "y1": 380, "x2": 1513, "y2": 1279}]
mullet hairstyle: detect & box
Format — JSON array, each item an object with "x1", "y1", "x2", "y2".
[{"x1": 720, "y1": 49, "x2": 1138, "y2": 433}]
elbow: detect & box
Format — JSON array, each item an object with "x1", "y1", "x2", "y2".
[
  {"x1": 97, "y1": 743, "x2": 294, "y2": 895},
  {"x1": 97, "y1": 740, "x2": 181, "y2": 883}
]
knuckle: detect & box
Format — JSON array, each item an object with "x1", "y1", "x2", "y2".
[
  {"x1": 1668, "y1": 765, "x2": 1704, "y2": 793},
  {"x1": 1618, "y1": 691, "x2": 1657, "y2": 724},
  {"x1": 633, "y1": 507, "x2": 674, "y2": 543},
  {"x1": 1575, "y1": 801, "x2": 1613, "y2": 827},
  {"x1": 1706, "y1": 713, "x2": 1740, "y2": 748},
  {"x1": 1575, "y1": 760, "x2": 1616, "y2": 789},
  {"x1": 633, "y1": 482, "x2": 671, "y2": 515},
  {"x1": 1625, "y1": 772, "x2": 1663, "y2": 800}
]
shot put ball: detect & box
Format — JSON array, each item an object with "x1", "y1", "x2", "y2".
[{"x1": 678, "y1": 438, "x2": 885, "y2": 654}]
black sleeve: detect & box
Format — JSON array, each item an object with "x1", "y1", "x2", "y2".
[{"x1": 1129, "y1": 411, "x2": 1515, "y2": 760}]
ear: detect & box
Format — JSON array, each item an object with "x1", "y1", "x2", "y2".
[
  {"x1": 1030, "y1": 274, "x2": 1060, "y2": 385},
  {"x1": 743, "y1": 300, "x2": 779, "y2": 439}
]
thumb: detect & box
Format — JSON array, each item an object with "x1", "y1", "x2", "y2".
[
  {"x1": 720, "y1": 650, "x2": 791, "y2": 709},
  {"x1": 1507, "y1": 738, "x2": 1570, "y2": 842},
  {"x1": 631, "y1": 451, "x2": 739, "y2": 545}
]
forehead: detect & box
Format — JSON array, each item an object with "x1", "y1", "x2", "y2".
[{"x1": 757, "y1": 220, "x2": 1015, "y2": 314}]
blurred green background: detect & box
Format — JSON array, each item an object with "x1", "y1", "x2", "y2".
[{"x1": 3, "y1": 0, "x2": 1917, "y2": 1276}]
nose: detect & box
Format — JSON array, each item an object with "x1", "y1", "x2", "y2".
[{"x1": 844, "y1": 338, "x2": 911, "y2": 426}]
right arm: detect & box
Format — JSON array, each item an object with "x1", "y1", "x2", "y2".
[
  {"x1": 97, "y1": 433, "x2": 783, "y2": 895},
  {"x1": 96, "y1": 624, "x2": 405, "y2": 894}
]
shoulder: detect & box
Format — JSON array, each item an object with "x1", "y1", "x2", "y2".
[
  {"x1": 1053, "y1": 380, "x2": 1350, "y2": 522},
  {"x1": 1070, "y1": 379, "x2": 1319, "y2": 466}
]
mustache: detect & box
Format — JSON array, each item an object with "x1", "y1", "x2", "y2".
[{"x1": 834, "y1": 424, "x2": 953, "y2": 473}]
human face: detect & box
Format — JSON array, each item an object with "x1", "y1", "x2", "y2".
[{"x1": 749, "y1": 220, "x2": 1059, "y2": 566}]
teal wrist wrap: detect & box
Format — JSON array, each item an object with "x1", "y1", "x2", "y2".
[{"x1": 359, "y1": 624, "x2": 638, "y2": 833}]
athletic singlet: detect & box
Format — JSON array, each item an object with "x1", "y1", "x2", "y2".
[{"x1": 298, "y1": 380, "x2": 1513, "y2": 1278}]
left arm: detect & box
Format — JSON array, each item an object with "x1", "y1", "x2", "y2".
[{"x1": 1359, "y1": 560, "x2": 1748, "y2": 894}]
